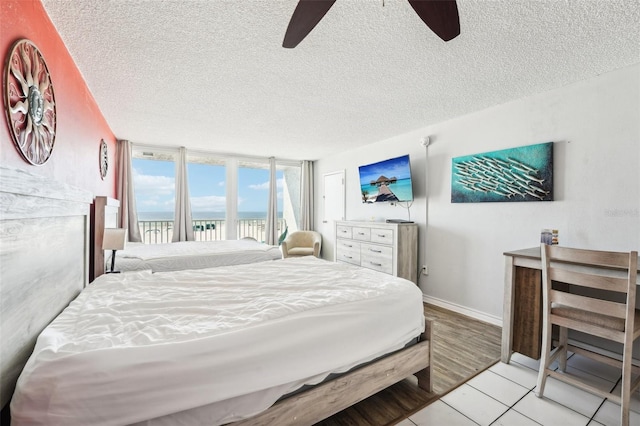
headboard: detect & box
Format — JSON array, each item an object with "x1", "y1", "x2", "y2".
[
  {"x1": 90, "y1": 196, "x2": 120, "y2": 281},
  {"x1": 0, "y1": 166, "x2": 92, "y2": 409}
]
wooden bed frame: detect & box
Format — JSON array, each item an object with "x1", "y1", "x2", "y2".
[
  {"x1": 233, "y1": 322, "x2": 432, "y2": 425},
  {"x1": 90, "y1": 195, "x2": 119, "y2": 281},
  {"x1": 1, "y1": 168, "x2": 432, "y2": 423},
  {"x1": 0, "y1": 166, "x2": 92, "y2": 409}
]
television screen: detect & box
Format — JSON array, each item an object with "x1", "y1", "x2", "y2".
[{"x1": 358, "y1": 154, "x2": 414, "y2": 203}]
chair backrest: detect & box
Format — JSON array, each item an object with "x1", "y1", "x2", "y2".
[
  {"x1": 288, "y1": 231, "x2": 320, "y2": 246},
  {"x1": 540, "y1": 244, "x2": 638, "y2": 344}
]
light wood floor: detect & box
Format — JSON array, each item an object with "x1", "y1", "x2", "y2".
[{"x1": 316, "y1": 303, "x2": 502, "y2": 426}]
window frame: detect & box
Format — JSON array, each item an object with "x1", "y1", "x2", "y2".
[{"x1": 131, "y1": 145, "x2": 302, "y2": 241}]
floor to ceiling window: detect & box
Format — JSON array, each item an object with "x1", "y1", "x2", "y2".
[
  {"x1": 236, "y1": 160, "x2": 285, "y2": 241},
  {"x1": 279, "y1": 162, "x2": 302, "y2": 236},
  {"x1": 131, "y1": 150, "x2": 176, "y2": 243},
  {"x1": 131, "y1": 146, "x2": 302, "y2": 244},
  {"x1": 187, "y1": 159, "x2": 227, "y2": 240}
]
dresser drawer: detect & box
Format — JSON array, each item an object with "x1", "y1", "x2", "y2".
[
  {"x1": 370, "y1": 228, "x2": 394, "y2": 245},
  {"x1": 352, "y1": 227, "x2": 371, "y2": 241},
  {"x1": 336, "y1": 239, "x2": 361, "y2": 265},
  {"x1": 360, "y1": 243, "x2": 393, "y2": 275},
  {"x1": 336, "y1": 225, "x2": 352, "y2": 239}
]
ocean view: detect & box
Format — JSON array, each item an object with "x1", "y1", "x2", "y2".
[
  {"x1": 138, "y1": 211, "x2": 283, "y2": 221},
  {"x1": 360, "y1": 178, "x2": 413, "y2": 202}
]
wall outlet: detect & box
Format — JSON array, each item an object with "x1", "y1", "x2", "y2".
[{"x1": 421, "y1": 265, "x2": 428, "y2": 275}]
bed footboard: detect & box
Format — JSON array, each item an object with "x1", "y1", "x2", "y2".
[{"x1": 233, "y1": 318, "x2": 433, "y2": 426}]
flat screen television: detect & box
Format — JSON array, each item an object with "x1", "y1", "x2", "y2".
[{"x1": 358, "y1": 154, "x2": 414, "y2": 203}]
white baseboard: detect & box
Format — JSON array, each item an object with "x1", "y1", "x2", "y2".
[{"x1": 422, "y1": 295, "x2": 503, "y2": 327}]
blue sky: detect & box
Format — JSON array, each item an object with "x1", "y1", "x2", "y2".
[
  {"x1": 358, "y1": 155, "x2": 412, "y2": 184},
  {"x1": 132, "y1": 159, "x2": 283, "y2": 213}
]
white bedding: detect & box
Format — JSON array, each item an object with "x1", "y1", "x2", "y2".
[
  {"x1": 109, "y1": 239, "x2": 283, "y2": 272},
  {"x1": 11, "y1": 257, "x2": 425, "y2": 426}
]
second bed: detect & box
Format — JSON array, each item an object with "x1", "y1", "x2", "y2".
[{"x1": 108, "y1": 239, "x2": 283, "y2": 273}]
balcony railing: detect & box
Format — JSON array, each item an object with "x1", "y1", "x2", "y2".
[{"x1": 139, "y1": 218, "x2": 286, "y2": 244}]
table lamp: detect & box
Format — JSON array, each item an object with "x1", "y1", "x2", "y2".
[{"x1": 103, "y1": 228, "x2": 126, "y2": 273}]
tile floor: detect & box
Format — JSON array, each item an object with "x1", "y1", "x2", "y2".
[{"x1": 398, "y1": 353, "x2": 640, "y2": 426}]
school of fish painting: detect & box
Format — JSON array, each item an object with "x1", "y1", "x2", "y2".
[{"x1": 451, "y1": 142, "x2": 553, "y2": 203}]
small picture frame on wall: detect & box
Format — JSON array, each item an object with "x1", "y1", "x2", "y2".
[{"x1": 99, "y1": 139, "x2": 108, "y2": 180}]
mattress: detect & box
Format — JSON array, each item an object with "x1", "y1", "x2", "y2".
[
  {"x1": 108, "y1": 239, "x2": 283, "y2": 272},
  {"x1": 11, "y1": 256, "x2": 425, "y2": 426}
]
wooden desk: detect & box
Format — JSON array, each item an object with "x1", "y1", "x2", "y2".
[{"x1": 501, "y1": 247, "x2": 640, "y2": 363}]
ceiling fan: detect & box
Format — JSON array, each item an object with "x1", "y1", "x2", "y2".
[{"x1": 283, "y1": 0, "x2": 460, "y2": 48}]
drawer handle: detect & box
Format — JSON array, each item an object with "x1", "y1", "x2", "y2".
[
  {"x1": 369, "y1": 248, "x2": 382, "y2": 253},
  {"x1": 344, "y1": 255, "x2": 353, "y2": 259},
  {"x1": 369, "y1": 262, "x2": 382, "y2": 267},
  {"x1": 345, "y1": 244, "x2": 353, "y2": 248},
  {"x1": 377, "y1": 234, "x2": 386, "y2": 238},
  {"x1": 340, "y1": 230, "x2": 347, "y2": 233},
  {"x1": 358, "y1": 232, "x2": 366, "y2": 235}
]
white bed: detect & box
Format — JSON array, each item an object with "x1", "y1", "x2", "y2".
[
  {"x1": 109, "y1": 239, "x2": 283, "y2": 273},
  {"x1": 2, "y1": 169, "x2": 430, "y2": 425},
  {"x1": 92, "y1": 196, "x2": 282, "y2": 277},
  {"x1": 11, "y1": 256, "x2": 427, "y2": 426}
]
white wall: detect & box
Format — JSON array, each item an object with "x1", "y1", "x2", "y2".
[{"x1": 315, "y1": 63, "x2": 640, "y2": 324}]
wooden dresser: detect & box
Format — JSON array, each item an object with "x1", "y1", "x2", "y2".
[{"x1": 335, "y1": 220, "x2": 418, "y2": 284}]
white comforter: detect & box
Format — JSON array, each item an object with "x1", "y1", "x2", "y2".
[
  {"x1": 11, "y1": 257, "x2": 425, "y2": 426},
  {"x1": 112, "y1": 240, "x2": 283, "y2": 272}
]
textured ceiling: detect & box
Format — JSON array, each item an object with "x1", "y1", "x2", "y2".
[{"x1": 41, "y1": 0, "x2": 640, "y2": 161}]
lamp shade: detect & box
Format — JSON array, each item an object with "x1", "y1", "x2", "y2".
[{"x1": 102, "y1": 228, "x2": 126, "y2": 251}]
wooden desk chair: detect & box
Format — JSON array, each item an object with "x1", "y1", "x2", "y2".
[{"x1": 536, "y1": 244, "x2": 639, "y2": 426}]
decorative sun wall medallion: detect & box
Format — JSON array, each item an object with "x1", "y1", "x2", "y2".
[
  {"x1": 4, "y1": 39, "x2": 57, "y2": 166},
  {"x1": 99, "y1": 139, "x2": 108, "y2": 179}
]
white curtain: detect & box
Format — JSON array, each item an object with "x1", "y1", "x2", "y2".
[
  {"x1": 300, "y1": 160, "x2": 314, "y2": 230},
  {"x1": 172, "y1": 147, "x2": 194, "y2": 242},
  {"x1": 264, "y1": 157, "x2": 278, "y2": 245},
  {"x1": 116, "y1": 140, "x2": 142, "y2": 242}
]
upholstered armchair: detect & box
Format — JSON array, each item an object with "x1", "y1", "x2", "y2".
[{"x1": 281, "y1": 231, "x2": 322, "y2": 258}]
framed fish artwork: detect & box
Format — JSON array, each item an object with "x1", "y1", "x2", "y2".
[{"x1": 451, "y1": 142, "x2": 553, "y2": 203}]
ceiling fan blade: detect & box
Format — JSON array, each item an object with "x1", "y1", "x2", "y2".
[
  {"x1": 283, "y1": 0, "x2": 337, "y2": 48},
  {"x1": 407, "y1": 0, "x2": 460, "y2": 42}
]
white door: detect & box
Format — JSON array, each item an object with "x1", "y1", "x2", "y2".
[{"x1": 323, "y1": 170, "x2": 345, "y2": 260}]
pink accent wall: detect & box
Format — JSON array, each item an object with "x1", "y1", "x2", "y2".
[{"x1": 1, "y1": 0, "x2": 116, "y2": 197}]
